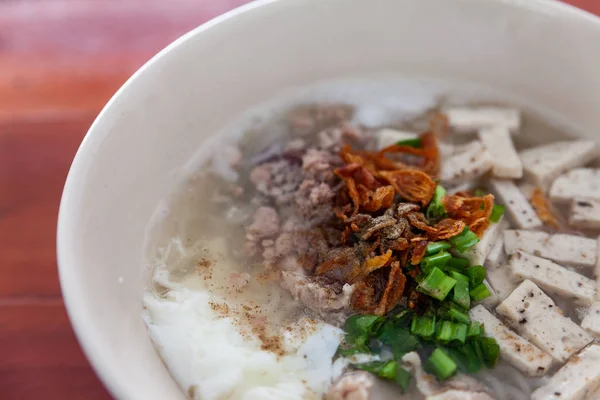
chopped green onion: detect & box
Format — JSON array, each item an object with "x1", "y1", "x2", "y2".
[
  {"x1": 426, "y1": 185, "x2": 447, "y2": 220},
  {"x1": 417, "y1": 267, "x2": 457, "y2": 301},
  {"x1": 450, "y1": 227, "x2": 480, "y2": 253},
  {"x1": 443, "y1": 304, "x2": 471, "y2": 325},
  {"x1": 426, "y1": 241, "x2": 452, "y2": 255},
  {"x1": 425, "y1": 348, "x2": 458, "y2": 381},
  {"x1": 354, "y1": 360, "x2": 395, "y2": 379},
  {"x1": 467, "y1": 321, "x2": 483, "y2": 338},
  {"x1": 345, "y1": 315, "x2": 385, "y2": 339},
  {"x1": 446, "y1": 344, "x2": 483, "y2": 374},
  {"x1": 490, "y1": 204, "x2": 505, "y2": 223},
  {"x1": 411, "y1": 315, "x2": 437, "y2": 338},
  {"x1": 391, "y1": 309, "x2": 415, "y2": 328},
  {"x1": 436, "y1": 321, "x2": 468, "y2": 344},
  {"x1": 446, "y1": 257, "x2": 470, "y2": 271},
  {"x1": 395, "y1": 138, "x2": 422, "y2": 148},
  {"x1": 470, "y1": 282, "x2": 492, "y2": 302},
  {"x1": 377, "y1": 322, "x2": 419, "y2": 359},
  {"x1": 466, "y1": 265, "x2": 486, "y2": 287},
  {"x1": 472, "y1": 338, "x2": 485, "y2": 364},
  {"x1": 479, "y1": 337, "x2": 500, "y2": 368},
  {"x1": 421, "y1": 251, "x2": 452, "y2": 273},
  {"x1": 394, "y1": 366, "x2": 411, "y2": 392},
  {"x1": 354, "y1": 360, "x2": 411, "y2": 391},
  {"x1": 343, "y1": 315, "x2": 385, "y2": 352},
  {"x1": 450, "y1": 271, "x2": 470, "y2": 309}
]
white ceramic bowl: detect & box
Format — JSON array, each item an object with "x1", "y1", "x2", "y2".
[{"x1": 57, "y1": 0, "x2": 600, "y2": 399}]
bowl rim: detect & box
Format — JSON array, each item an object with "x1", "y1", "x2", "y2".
[{"x1": 56, "y1": 0, "x2": 599, "y2": 399}]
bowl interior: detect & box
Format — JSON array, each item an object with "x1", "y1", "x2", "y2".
[{"x1": 58, "y1": 0, "x2": 600, "y2": 399}]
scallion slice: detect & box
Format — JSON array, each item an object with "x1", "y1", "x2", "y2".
[
  {"x1": 443, "y1": 303, "x2": 471, "y2": 325},
  {"x1": 446, "y1": 257, "x2": 470, "y2": 271},
  {"x1": 417, "y1": 267, "x2": 457, "y2": 301},
  {"x1": 426, "y1": 185, "x2": 447, "y2": 219},
  {"x1": 470, "y1": 282, "x2": 492, "y2": 302},
  {"x1": 421, "y1": 251, "x2": 452, "y2": 272},
  {"x1": 490, "y1": 204, "x2": 505, "y2": 223},
  {"x1": 354, "y1": 360, "x2": 411, "y2": 392},
  {"x1": 395, "y1": 138, "x2": 422, "y2": 148},
  {"x1": 426, "y1": 241, "x2": 452, "y2": 255},
  {"x1": 479, "y1": 337, "x2": 500, "y2": 368},
  {"x1": 466, "y1": 265, "x2": 486, "y2": 287},
  {"x1": 436, "y1": 321, "x2": 468, "y2": 344},
  {"x1": 411, "y1": 315, "x2": 437, "y2": 338},
  {"x1": 425, "y1": 348, "x2": 458, "y2": 381},
  {"x1": 467, "y1": 321, "x2": 483, "y2": 338},
  {"x1": 450, "y1": 227, "x2": 480, "y2": 253},
  {"x1": 447, "y1": 344, "x2": 483, "y2": 374},
  {"x1": 450, "y1": 271, "x2": 470, "y2": 310}
]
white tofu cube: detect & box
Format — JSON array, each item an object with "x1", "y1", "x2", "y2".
[
  {"x1": 508, "y1": 251, "x2": 595, "y2": 305},
  {"x1": 581, "y1": 302, "x2": 600, "y2": 337},
  {"x1": 376, "y1": 128, "x2": 418, "y2": 150},
  {"x1": 469, "y1": 305, "x2": 552, "y2": 376},
  {"x1": 486, "y1": 266, "x2": 518, "y2": 302},
  {"x1": 550, "y1": 168, "x2": 600, "y2": 203},
  {"x1": 519, "y1": 140, "x2": 597, "y2": 189},
  {"x1": 596, "y1": 235, "x2": 600, "y2": 299},
  {"x1": 441, "y1": 141, "x2": 493, "y2": 185},
  {"x1": 569, "y1": 198, "x2": 600, "y2": 230},
  {"x1": 478, "y1": 126, "x2": 523, "y2": 179},
  {"x1": 496, "y1": 280, "x2": 593, "y2": 362},
  {"x1": 518, "y1": 182, "x2": 536, "y2": 200},
  {"x1": 531, "y1": 345, "x2": 600, "y2": 400},
  {"x1": 443, "y1": 106, "x2": 521, "y2": 133},
  {"x1": 450, "y1": 216, "x2": 505, "y2": 266},
  {"x1": 485, "y1": 236, "x2": 505, "y2": 270},
  {"x1": 489, "y1": 179, "x2": 542, "y2": 229},
  {"x1": 503, "y1": 230, "x2": 597, "y2": 268},
  {"x1": 447, "y1": 181, "x2": 477, "y2": 195}
]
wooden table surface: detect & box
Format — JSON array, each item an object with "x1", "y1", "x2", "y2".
[{"x1": 0, "y1": 0, "x2": 598, "y2": 398}]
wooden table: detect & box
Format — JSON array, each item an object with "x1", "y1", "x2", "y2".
[{"x1": 0, "y1": 0, "x2": 597, "y2": 398}]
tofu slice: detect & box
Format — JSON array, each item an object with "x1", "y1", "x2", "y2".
[
  {"x1": 447, "y1": 181, "x2": 477, "y2": 195},
  {"x1": 489, "y1": 179, "x2": 542, "y2": 229},
  {"x1": 518, "y1": 181, "x2": 536, "y2": 200},
  {"x1": 496, "y1": 280, "x2": 593, "y2": 362},
  {"x1": 596, "y1": 235, "x2": 600, "y2": 299},
  {"x1": 469, "y1": 305, "x2": 552, "y2": 377},
  {"x1": 550, "y1": 168, "x2": 600, "y2": 203},
  {"x1": 450, "y1": 216, "x2": 505, "y2": 266},
  {"x1": 478, "y1": 126, "x2": 523, "y2": 179},
  {"x1": 442, "y1": 106, "x2": 520, "y2": 134},
  {"x1": 581, "y1": 302, "x2": 600, "y2": 337},
  {"x1": 508, "y1": 251, "x2": 595, "y2": 305},
  {"x1": 441, "y1": 141, "x2": 493, "y2": 185},
  {"x1": 519, "y1": 140, "x2": 597, "y2": 189},
  {"x1": 376, "y1": 128, "x2": 418, "y2": 150},
  {"x1": 569, "y1": 198, "x2": 600, "y2": 230},
  {"x1": 486, "y1": 266, "x2": 518, "y2": 302},
  {"x1": 531, "y1": 345, "x2": 600, "y2": 400},
  {"x1": 485, "y1": 236, "x2": 505, "y2": 270},
  {"x1": 503, "y1": 230, "x2": 598, "y2": 268}
]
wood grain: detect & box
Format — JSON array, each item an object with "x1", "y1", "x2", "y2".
[{"x1": 0, "y1": 0, "x2": 597, "y2": 399}]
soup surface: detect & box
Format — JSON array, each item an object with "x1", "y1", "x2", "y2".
[{"x1": 142, "y1": 80, "x2": 600, "y2": 400}]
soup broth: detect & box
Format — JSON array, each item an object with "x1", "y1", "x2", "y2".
[{"x1": 142, "y1": 79, "x2": 599, "y2": 400}]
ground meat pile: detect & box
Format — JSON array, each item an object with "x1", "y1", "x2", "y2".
[{"x1": 240, "y1": 104, "x2": 494, "y2": 321}]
